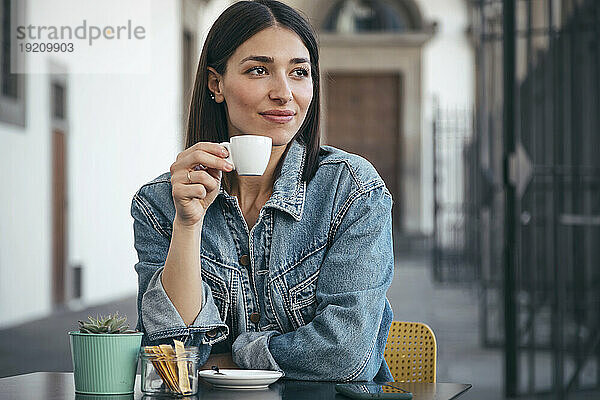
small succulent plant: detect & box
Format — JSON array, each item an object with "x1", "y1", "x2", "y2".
[{"x1": 78, "y1": 312, "x2": 137, "y2": 334}]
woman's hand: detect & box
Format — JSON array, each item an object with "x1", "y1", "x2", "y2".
[{"x1": 170, "y1": 142, "x2": 233, "y2": 228}]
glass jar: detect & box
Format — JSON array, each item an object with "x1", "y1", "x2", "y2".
[{"x1": 139, "y1": 346, "x2": 199, "y2": 396}]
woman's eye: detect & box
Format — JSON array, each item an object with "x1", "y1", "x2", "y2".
[
  {"x1": 248, "y1": 66, "x2": 267, "y2": 75},
  {"x1": 292, "y1": 68, "x2": 310, "y2": 78}
]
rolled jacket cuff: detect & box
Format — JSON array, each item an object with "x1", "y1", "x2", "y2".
[
  {"x1": 232, "y1": 331, "x2": 283, "y2": 374},
  {"x1": 141, "y1": 267, "x2": 229, "y2": 344}
]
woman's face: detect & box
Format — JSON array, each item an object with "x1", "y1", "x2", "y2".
[{"x1": 211, "y1": 27, "x2": 313, "y2": 146}]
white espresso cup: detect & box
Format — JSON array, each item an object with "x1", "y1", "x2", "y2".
[{"x1": 220, "y1": 135, "x2": 272, "y2": 176}]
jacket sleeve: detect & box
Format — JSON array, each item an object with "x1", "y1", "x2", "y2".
[
  {"x1": 131, "y1": 189, "x2": 229, "y2": 359},
  {"x1": 232, "y1": 186, "x2": 394, "y2": 381}
]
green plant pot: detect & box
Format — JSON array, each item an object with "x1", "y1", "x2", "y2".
[{"x1": 69, "y1": 331, "x2": 144, "y2": 395}]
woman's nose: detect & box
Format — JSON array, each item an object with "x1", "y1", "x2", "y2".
[{"x1": 269, "y1": 74, "x2": 293, "y2": 103}]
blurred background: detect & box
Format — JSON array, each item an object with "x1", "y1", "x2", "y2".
[{"x1": 0, "y1": 0, "x2": 598, "y2": 399}]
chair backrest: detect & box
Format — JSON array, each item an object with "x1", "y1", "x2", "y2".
[{"x1": 384, "y1": 321, "x2": 437, "y2": 383}]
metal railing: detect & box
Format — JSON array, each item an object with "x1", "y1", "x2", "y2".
[{"x1": 432, "y1": 104, "x2": 479, "y2": 284}]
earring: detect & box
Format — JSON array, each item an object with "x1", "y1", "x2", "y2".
[{"x1": 209, "y1": 92, "x2": 215, "y2": 101}]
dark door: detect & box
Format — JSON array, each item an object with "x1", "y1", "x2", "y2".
[
  {"x1": 52, "y1": 129, "x2": 67, "y2": 306},
  {"x1": 325, "y1": 72, "x2": 402, "y2": 232}
]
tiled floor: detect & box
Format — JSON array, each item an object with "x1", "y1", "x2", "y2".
[{"x1": 387, "y1": 256, "x2": 503, "y2": 394}]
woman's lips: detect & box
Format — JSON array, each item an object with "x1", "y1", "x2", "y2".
[
  {"x1": 259, "y1": 109, "x2": 295, "y2": 124},
  {"x1": 260, "y1": 114, "x2": 294, "y2": 124}
]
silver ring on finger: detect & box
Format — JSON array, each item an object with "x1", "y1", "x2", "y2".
[{"x1": 187, "y1": 170, "x2": 192, "y2": 184}]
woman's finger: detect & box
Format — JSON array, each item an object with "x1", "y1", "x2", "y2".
[
  {"x1": 172, "y1": 168, "x2": 220, "y2": 188},
  {"x1": 177, "y1": 142, "x2": 228, "y2": 161},
  {"x1": 187, "y1": 170, "x2": 221, "y2": 192},
  {"x1": 205, "y1": 167, "x2": 223, "y2": 181},
  {"x1": 172, "y1": 181, "x2": 207, "y2": 200},
  {"x1": 178, "y1": 149, "x2": 232, "y2": 172}
]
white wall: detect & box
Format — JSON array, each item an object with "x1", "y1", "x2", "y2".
[
  {"x1": 417, "y1": 0, "x2": 474, "y2": 234},
  {"x1": 68, "y1": 1, "x2": 182, "y2": 307},
  {"x1": 0, "y1": 0, "x2": 187, "y2": 327},
  {"x1": 0, "y1": 72, "x2": 53, "y2": 327},
  {"x1": 419, "y1": 0, "x2": 474, "y2": 107}
]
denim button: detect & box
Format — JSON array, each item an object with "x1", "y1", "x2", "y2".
[
  {"x1": 206, "y1": 328, "x2": 218, "y2": 338},
  {"x1": 249, "y1": 312, "x2": 260, "y2": 324},
  {"x1": 239, "y1": 254, "x2": 250, "y2": 266}
]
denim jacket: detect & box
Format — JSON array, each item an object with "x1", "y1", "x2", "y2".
[{"x1": 131, "y1": 139, "x2": 395, "y2": 382}]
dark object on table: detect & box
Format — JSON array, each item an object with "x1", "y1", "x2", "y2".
[{"x1": 336, "y1": 383, "x2": 413, "y2": 399}]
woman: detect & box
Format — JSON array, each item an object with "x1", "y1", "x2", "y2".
[{"x1": 132, "y1": 0, "x2": 394, "y2": 382}]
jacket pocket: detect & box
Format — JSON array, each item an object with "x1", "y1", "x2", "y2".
[
  {"x1": 271, "y1": 241, "x2": 327, "y2": 331},
  {"x1": 288, "y1": 269, "x2": 320, "y2": 328}
]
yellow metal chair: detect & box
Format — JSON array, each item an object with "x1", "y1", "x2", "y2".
[{"x1": 384, "y1": 321, "x2": 437, "y2": 383}]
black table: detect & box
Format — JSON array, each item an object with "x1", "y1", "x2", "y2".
[{"x1": 0, "y1": 372, "x2": 473, "y2": 400}]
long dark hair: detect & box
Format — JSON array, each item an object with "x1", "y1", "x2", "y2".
[{"x1": 184, "y1": 0, "x2": 321, "y2": 191}]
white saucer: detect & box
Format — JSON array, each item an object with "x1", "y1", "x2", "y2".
[{"x1": 198, "y1": 369, "x2": 284, "y2": 390}]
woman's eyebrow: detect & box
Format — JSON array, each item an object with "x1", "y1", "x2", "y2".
[
  {"x1": 290, "y1": 57, "x2": 310, "y2": 64},
  {"x1": 240, "y1": 55, "x2": 273, "y2": 64},
  {"x1": 239, "y1": 55, "x2": 310, "y2": 64}
]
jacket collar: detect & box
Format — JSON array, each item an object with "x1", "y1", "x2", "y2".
[
  {"x1": 219, "y1": 139, "x2": 306, "y2": 221},
  {"x1": 266, "y1": 139, "x2": 306, "y2": 221}
]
